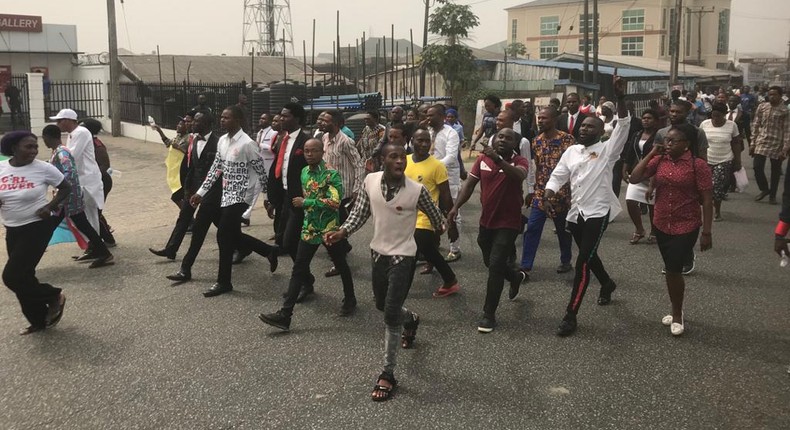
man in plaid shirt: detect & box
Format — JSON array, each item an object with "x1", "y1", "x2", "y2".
[{"x1": 750, "y1": 86, "x2": 790, "y2": 204}]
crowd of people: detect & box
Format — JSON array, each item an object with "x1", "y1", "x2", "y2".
[{"x1": 2, "y1": 77, "x2": 789, "y2": 400}]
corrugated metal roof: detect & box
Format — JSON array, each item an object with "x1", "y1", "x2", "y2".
[
  {"x1": 119, "y1": 55, "x2": 313, "y2": 84},
  {"x1": 495, "y1": 59, "x2": 668, "y2": 78},
  {"x1": 551, "y1": 53, "x2": 740, "y2": 78}
]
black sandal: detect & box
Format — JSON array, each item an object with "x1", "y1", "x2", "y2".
[
  {"x1": 401, "y1": 312, "x2": 420, "y2": 349},
  {"x1": 19, "y1": 325, "x2": 45, "y2": 336},
  {"x1": 371, "y1": 371, "x2": 397, "y2": 402}
]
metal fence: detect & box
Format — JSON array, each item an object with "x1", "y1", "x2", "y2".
[
  {"x1": 119, "y1": 81, "x2": 248, "y2": 130},
  {"x1": 1, "y1": 75, "x2": 31, "y2": 132},
  {"x1": 48, "y1": 80, "x2": 105, "y2": 119}
]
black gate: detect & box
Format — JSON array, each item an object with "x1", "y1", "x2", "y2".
[{"x1": 1, "y1": 75, "x2": 30, "y2": 132}]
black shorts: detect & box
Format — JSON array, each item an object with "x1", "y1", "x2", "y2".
[{"x1": 655, "y1": 227, "x2": 699, "y2": 274}]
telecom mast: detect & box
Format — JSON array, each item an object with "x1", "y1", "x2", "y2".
[{"x1": 242, "y1": 0, "x2": 295, "y2": 56}]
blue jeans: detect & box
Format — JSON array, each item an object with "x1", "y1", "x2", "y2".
[{"x1": 520, "y1": 204, "x2": 573, "y2": 270}]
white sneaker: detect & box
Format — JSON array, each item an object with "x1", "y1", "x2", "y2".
[
  {"x1": 671, "y1": 321, "x2": 685, "y2": 336},
  {"x1": 661, "y1": 315, "x2": 673, "y2": 326}
]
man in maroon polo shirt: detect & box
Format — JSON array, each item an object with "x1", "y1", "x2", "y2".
[{"x1": 448, "y1": 128, "x2": 529, "y2": 333}]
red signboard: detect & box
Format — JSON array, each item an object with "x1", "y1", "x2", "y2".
[{"x1": 0, "y1": 14, "x2": 43, "y2": 33}]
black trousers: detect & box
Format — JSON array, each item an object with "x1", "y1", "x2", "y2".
[
  {"x1": 753, "y1": 154, "x2": 784, "y2": 199},
  {"x1": 215, "y1": 203, "x2": 248, "y2": 286},
  {"x1": 566, "y1": 215, "x2": 612, "y2": 315},
  {"x1": 162, "y1": 199, "x2": 198, "y2": 255},
  {"x1": 281, "y1": 239, "x2": 354, "y2": 315},
  {"x1": 277, "y1": 198, "x2": 305, "y2": 261},
  {"x1": 612, "y1": 159, "x2": 625, "y2": 198},
  {"x1": 98, "y1": 173, "x2": 114, "y2": 244},
  {"x1": 180, "y1": 203, "x2": 222, "y2": 271},
  {"x1": 477, "y1": 227, "x2": 521, "y2": 317},
  {"x1": 3, "y1": 219, "x2": 61, "y2": 328},
  {"x1": 54, "y1": 211, "x2": 110, "y2": 256},
  {"x1": 414, "y1": 228, "x2": 456, "y2": 285}
]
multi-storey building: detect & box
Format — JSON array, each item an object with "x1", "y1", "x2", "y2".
[{"x1": 506, "y1": 0, "x2": 732, "y2": 69}]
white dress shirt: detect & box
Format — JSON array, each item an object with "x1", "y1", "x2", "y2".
[
  {"x1": 257, "y1": 126, "x2": 277, "y2": 173},
  {"x1": 546, "y1": 115, "x2": 631, "y2": 223},
  {"x1": 281, "y1": 128, "x2": 301, "y2": 190},
  {"x1": 429, "y1": 123, "x2": 460, "y2": 185},
  {"x1": 196, "y1": 132, "x2": 211, "y2": 158}
]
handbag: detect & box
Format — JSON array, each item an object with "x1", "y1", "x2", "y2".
[{"x1": 733, "y1": 167, "x2": 749, "y2": 193}]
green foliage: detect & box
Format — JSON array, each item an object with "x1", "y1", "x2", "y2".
[
  {"x1": 421, "y1": 44, "x2": 480, "y2": 95},
  {"x1": 506, "y1": 42, "x2": 527, "y2": 58},
  {"x1": 428, "y1": 2, "x2": 480, "y2": 45},
  {"x1": 459, "y1": 87, "x2": 507, "y2": 113},
  {"x1": 421, "y1": 2, "x2": 481, "y2": 98}
]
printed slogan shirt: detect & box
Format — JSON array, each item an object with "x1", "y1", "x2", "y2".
[{"x1": 197, "y1": 129, "x2": 266, "y2": 207}]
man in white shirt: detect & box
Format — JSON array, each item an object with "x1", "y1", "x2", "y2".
[
  {"x1": 426, "y1": 104, "x2": 462, "y2": 261},
  {"x1": 190, "y1": 105, "x2": 268, "y2": 297},
  {"x1": 242, "y1": 113, "x2": 277, "y2": 224},
  {"x1": 544, "y1": 77, "x2": 630, "y2": 337},
  {"x1": 51, "y1": 108, "x2": 105, "y2": 238}
]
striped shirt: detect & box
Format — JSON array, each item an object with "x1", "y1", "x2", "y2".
[
  {"x1": 322, "y1": 131, "x2": 364, "y2": 200},
  {"x1": 751, "y1": 102, "x2": 790, "y2": 159}
]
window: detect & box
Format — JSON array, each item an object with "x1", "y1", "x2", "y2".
[
  {"x1": 578, "y1": 13, "x2": 599, "y2": 34},
  {"x1": 578, "y1": 38, "x2": 590, "y2": 53},
  {"x1": 661, "y1": 8, "x2": 667, "y2": 29},
  {"x1": 717, "y1": 9, "x2": 730, "y2": 55},
  {"x1": 685, "y1": 13, "x2": 691, "y2": 56},
  {"x1": 622, "y1": 9, "x2": 645, "y2": 31},
  {"x1": 540, "y1": 40, "x2": 558, "y2": 59},
  {"x1": 660, "y1": 35, "x2": 666, "y2": 56},
  {"x1": 511, "y1": 19, "x2": 518, "y2": 42},
  {"x1": 540, "y1": 16, "x2": 559, "y2": 35},
  {"x1": 621, "y1": 36, "x2": 644, "y2": 56}
]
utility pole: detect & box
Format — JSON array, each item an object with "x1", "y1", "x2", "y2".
[
  {"x1": 686, "y1": 6, "x2": 715, "y2": 66},
  {"x1": 420, "y1": 0, "x2": 432, "y2": 98},
  {"x1": 107, "y1": 0, "x2": 121, "y2": 136},
  {"x1": 583, "y1": 0, "x2": 590, "y2": 82},
  {"x1": 592, "y1": 0, "x2": 599, "y2": 90},
  {"x1": 670, "y1": 0, "x2": 683, "y2": 86}
]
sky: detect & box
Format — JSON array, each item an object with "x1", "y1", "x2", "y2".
[{"x1": 4, "y1": 0, "x2": 790, "y2": 58}]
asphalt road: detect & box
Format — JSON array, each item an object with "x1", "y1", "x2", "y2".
[{"x1": 1, "y1": 134, "x2": 788, "y2": 429}]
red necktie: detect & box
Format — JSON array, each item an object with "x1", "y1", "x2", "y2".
[
  {"x1": 274, "y1": 133, "x2": 290, "y2": 179},
  {"x1": 186, "y1": 134, "x2": 195, "y2": 166},
  {"x1": 568, "y1": 115, "x2": 575, "y2": 133}
]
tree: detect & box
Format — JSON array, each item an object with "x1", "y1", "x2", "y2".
[
  {"x1": 419, "y1": 2, "x2": 481, "y2": 101},
  {"x1": 506, "y1": 42, "x2": 527, "y2": 59}
]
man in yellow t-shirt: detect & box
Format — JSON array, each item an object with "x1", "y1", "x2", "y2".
[{"x1": 405, "y1": 128, "x2": 460, "y2": 297}]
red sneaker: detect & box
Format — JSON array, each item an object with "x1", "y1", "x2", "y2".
[{"x1": 432, "y1": 283, "x2": 460, "y2": 298}]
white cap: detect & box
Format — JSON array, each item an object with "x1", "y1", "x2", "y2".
[{"x1": 49, "y1": 109, "x2": 78, "y2": 121}]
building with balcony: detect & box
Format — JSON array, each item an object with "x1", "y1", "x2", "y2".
[{"x1": 506, "y1": 0, "x2": 732, "y2": 69}]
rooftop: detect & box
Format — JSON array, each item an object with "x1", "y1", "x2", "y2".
[
  {"x1": 506, "y1": 0, "x2": 630, "y2": 10},
  {"x1": 119, "y1": 54, "x2": 313, "y2": 84}
]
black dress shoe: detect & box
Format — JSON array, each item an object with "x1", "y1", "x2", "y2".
[
  {"x1": 73, "y1": 250, "x2": 98, "y2": 261},
  {"x1": 556, "y1": 263, "x2": 573, "y2": 274},
  {"x1": 203, "y1": 283, "x2": 232, "y2": 297},
  {"x1": 241, "y1": 218, "x2": 250, "y2": 226},
  {"x1": 267, "y1": 249, "x2": 278, "y2": 273},
  {"x1": 557, "y1": 316, "x2": 577, "y2": 337},
  {"x1": 149, "y1": 248, "x2": 176, "y2": 260},
  {"x1": 755, "y1": 191, "x2": 770, "y2": 201},
  {"x1": 325, "y1": 266, "x2": 340, "y2": 277},
  {"x1": 338, "y1": 298, "x2": 357, "y2": 316},
  {"x1": 89, "y1": 254, "x2": 115, "y2": 269},
  {"x1": 232, "y1": 249, "x2": 252, "y2": 265},
  {"x1": 597, "y1": 280, "x2": 617, "y2": 305},
  {"x1": 166, "y1": 269, "x2": 192, "y2": 282},
  {"x1": 295, "y1": 287, "x2": 314, "y2": 303},
  {"x1": 258, "y1": 311, "x2": 291, "y2": 331}
]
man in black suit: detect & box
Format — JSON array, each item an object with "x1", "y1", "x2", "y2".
[
  {"x1": 268, "y1": 102, "x2": 310, "y2": 261},
  {"x1": 160, "y1": 112, "x2": 223, "y2": 282},
  {"x1": 557, "y1": 93, "x2": 587, "y2": 140},
  {"x1": 150, "y1": 112, "x2": 218, "y2": 260}
]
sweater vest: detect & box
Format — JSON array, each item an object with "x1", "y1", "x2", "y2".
[{"x1": 365, "y1": 171, "x2": 421, "y2": 256}]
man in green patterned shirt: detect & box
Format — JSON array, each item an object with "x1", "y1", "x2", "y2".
[{"x1": 258, "y1": 139, "x2": 357, "y2": 331}]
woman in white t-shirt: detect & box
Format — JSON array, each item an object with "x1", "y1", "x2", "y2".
[
  {"x1": 0, "y1": 131, "x2": 71, "y2": 335},
  {"x1": 700, "y1": 103, "x2": 742, "y2": 221}
]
